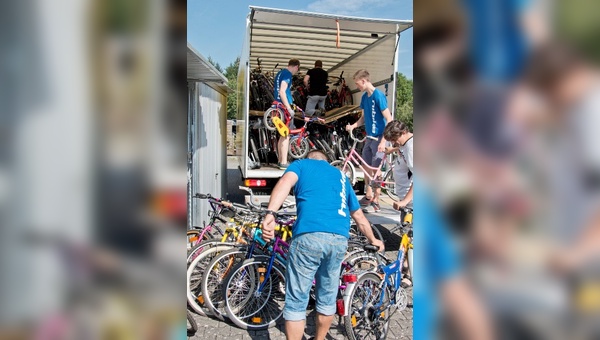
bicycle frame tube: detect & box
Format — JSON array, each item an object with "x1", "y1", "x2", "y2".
[{"x1": 376, "y1": 233, "x2": 411, "y2": 308}]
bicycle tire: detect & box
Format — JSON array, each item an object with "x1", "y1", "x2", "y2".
[
  {"x1": 223, "y1": 257, "x2": 287, "y2": 330},
  {"x1": 383, "y1": 170, "x2": 399, "y2": 201},
  {"x1": 344, "y1": 272, "x2": 391, "y2": 340},
  {"x1": 331, "y1": 160, "x2": 355, "y2": 185},
  {"x1": 187, "y1": 310, "x2": 198, "y2": 336},
  {"x1": 263, "y1": 106, "x2": 284, "y2": 132},
  {"x1": 250, "y1": 138, "x2": 261, "y2": 167},
  {"x1": 187, "y1": 230, "x2": 201, "y2": 251},
  {"x1": 289, "y1": 136, "x2": 310, "y2": 159},
  {"x1": 201, "y1": 246, "x2": 253, "y2": 320},
  {"x1": 187, "y1": 244, "x2": 236, "y2": 316}
]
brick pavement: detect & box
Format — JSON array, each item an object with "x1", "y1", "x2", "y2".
[{"x1": 188, "y1": 196, "x2": 413, "y2": 339}]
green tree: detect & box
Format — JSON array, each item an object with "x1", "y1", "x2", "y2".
[
  {"x1": 395, "y1": 73, "x2": 413, "y2": 132},
  {"x1": 224, "y1": 57, "x2": 240, "y2": 119},
  {"x1": 207, "y1": 56, "x2": 223, "y2": 73}
]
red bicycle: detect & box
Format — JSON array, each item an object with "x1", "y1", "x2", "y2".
[{"x1": 326, "y1": 71, "x2": 354, "y2": 110}]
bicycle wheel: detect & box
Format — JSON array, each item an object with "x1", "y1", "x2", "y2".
[
  {"x1": 342, "y1": 251, "x2": 379, "y2": 276},
  {"x1": 344, "y1": 272, "x2": 391, "y2": 340},
  {"x1": 223, "y1": 257, "x2": 287, "y2": 330},
  {"x1": 289, "y1": 136, "x2": 310, "y2": 159},
  {"x1": 383, "y1": 170, "x2": 399, "y2": 201},
  {"x1": 250, "y1": 137, "x2": 261, "y2": 167},
  {"x1": 187, "y1": 230, "x2": 201, "y2": 251},
  {"x1": 201, "y1": 246, "x2": 252, "y2": 320},
  {"x1": 263, "y1": 107, "x2": 283, "y2": 132},
  {"x1": 330, "y1": 160, "x2": 355, "y2": 185},
  {"x1": 187, "y1": 238, "x2": 228, "y2": 264},
  {"x1": 187, "y1": 244, "x2": 236, "y2": 316},
  {"x1": 348, "y1": 224, "x2": 384, "y2": 253}
]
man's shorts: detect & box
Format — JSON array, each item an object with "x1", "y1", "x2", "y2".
[
  {"x1": 283, "y1": 232, "x2": 348, "y2": 321},
  {"x1": 362, "y1": 136, "x2": 385, "y2": 168}
]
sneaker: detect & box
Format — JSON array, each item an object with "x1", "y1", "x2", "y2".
[
  {"x1": 358, "y1": 196, "x2": 373, "y2": 207},
  {"x1": 277, "y1": 163, "x2": 289, "y2": 170},
  {"x1": 371, "y1": 201, "x2": 381, "y2": 212}
]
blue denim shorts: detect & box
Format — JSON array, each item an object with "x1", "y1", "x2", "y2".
[{"x1": 283, "y1": 232, "x2": 348, "y2": 321}]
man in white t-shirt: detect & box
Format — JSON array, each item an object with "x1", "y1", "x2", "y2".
[{"x1": 384, "y1": 120, "x2": 413, "y2": 210}]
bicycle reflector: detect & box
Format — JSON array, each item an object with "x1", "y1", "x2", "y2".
[
  {"x1": 342, "y1": 274, "x2": 358, "y2": 283},
  {"x1": 245, "y1": 179, "x2": 267, "y2": 187},
  {"x1": 336, "y1": 299, "x2": 345, "y2": 316}
]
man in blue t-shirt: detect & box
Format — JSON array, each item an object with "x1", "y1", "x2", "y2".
[
  {"x1": 346, "y1": 69, "x2": 393, "y2": 213},
  {"x1": 273, "y1": 58, "x2": 300, "y2": 170},
  {"x1": 262, "y1": 150, "x2": 384, "y2": 340}
]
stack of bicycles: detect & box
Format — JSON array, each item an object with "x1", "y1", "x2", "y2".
[
  {"x1": 186, "y1": 186, "x2": 388, "y2": 331},
  {"x1": 338, "y1": 207, "x2": 413, "y2": 340}
]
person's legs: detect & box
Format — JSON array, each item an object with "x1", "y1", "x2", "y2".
[
  {"x1": 278, "y1": 135, "x2": 289, "y2": 165},
  {"x1": 284, "y1": 234, "x2": 324, "y2": 339},
  {"x1": 369, "y1": 139, "x2": 384, "y2": 206},
  {"x1": 286, "y1": 320, "x2": 305, "y2": 340},
  {"x1": 314, "y1": 313, "x2": 335, "y2": 340},
  {"x1": 317, "y1": 95, "x2": 326, "y2": 111},
  {"x1": 360, "y1": 139, "x2": 377, "y2": 203},
  {"x1": 313, "y1": 233, "x2": 347, "y2": 340},
  {"x1": 305, "y1": 95, "x2": 319, "y2": 116}
]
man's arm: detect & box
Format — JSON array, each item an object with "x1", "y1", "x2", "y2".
[
  {"x1": 394, "y1": 183, "x2": 413, "y2": 210},
  {"x1": 262, "y1": 172, "x2": 298, "y2": 241},
  {"x1": 278, "y1": 81, "x2": 294, "y2": 114},
  {"x1": 303, "y1": 75, "x2": 310, "y2": 88},
  {"x1": 346, "y1": 112, "x2": 365, "y2": 132},
  {"x1": 350, "y1": 209, "x2": 385, "y2": 251},
  {"x1": 378, "y1": 108, "x2": 394, "y2": 152},
  {"x1": 440, "y1": 276, "x2": 494, "y2": 340}
]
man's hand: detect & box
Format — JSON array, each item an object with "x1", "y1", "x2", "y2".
[
  {"x1": 371, "y1": 238, "x2": 385, "y2": 252},
  {"x1": 262, "y1": 214, "x2": 276, "y2": 241},
  {"x1": 345, "y1": 124, "x2": 354, "y2": 132},
  {"x1": 384, "y1": 146, "x2": 396, "y2": 154},
  {"x1": 393, "y1": 200, "x2": 409, "y2": 210},
  {"x1": 377, "y1": 141, "x2": 386, "y2": 153}
]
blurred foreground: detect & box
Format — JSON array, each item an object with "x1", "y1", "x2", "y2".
[
  {"x1": 415, "y1": 0, "x2": 600, "y2": 339},
  {"x1": 0, "y1": 0, "x2": 187, "y2": 338}
]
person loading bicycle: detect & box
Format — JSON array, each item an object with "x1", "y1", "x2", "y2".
[
  {"x1": 346, "y1": 69, "x2": 393, "y2": 212},
  {"x1": 383, "y1": 120, "x2": 414, "y2": 211},
  {"x1": 303, "y1": 60, "x2": 328, "y2": 117},
  {"x1": 262, "y1": 150, "x2": 384, "y2": 340},
  {"x1": 274, "y1": 58, "x2": 301, "y2": 170}
]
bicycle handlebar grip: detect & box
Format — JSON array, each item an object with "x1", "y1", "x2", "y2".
[{"x1": 195, "y1": 193, "x2": 208, "y2": 199}]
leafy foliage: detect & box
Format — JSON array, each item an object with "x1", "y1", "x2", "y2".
[{"x1": 395, "y1": 73, "x2": 413, "y2": 132}]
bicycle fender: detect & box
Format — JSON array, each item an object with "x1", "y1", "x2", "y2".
[{"x1": 272, "y1": 116, "x2": 289, "y2": 137}]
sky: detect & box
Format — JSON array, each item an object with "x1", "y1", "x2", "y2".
[{"x1": 188, "y1": 0, "x2": 413, "y2": 79}]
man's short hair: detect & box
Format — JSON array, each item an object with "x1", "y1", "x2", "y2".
[
  {"x1": 307, "y1": 150, "x2": 328, "y2": 161},
  {"x1": 314, "y1": 60, "x2": 323, "y2": 68},
  {"x1": 384, "y1": 120, "x2": 409, "y2": 141},
  {"x1": 288, "y1": 59, "x2": 300, "y2": 67},
  {"x1": 353, "y1": 69, "x2": 370, "y2": 82}
]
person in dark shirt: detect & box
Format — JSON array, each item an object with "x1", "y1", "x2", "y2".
[{"x1": 303, "y1": 60, "x2": 329, "y2": 117}]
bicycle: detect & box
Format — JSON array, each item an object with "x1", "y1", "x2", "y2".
[
  {"x1": 342, "y1": 207, "x2": 413, "y2": 340},
  {"x1": 186, "y1": 193, "x2": 232, "y2": 252},
  {"x1": 326, "y1": 71, "x2": 354, "y2": 110},
  {"x1": 330, "y1": 130, "x2": 397, "y2": 200}
]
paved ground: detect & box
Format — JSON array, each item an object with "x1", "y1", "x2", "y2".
[{"x1": 188, "y1": 192, "x2": 413, "y2": 339}]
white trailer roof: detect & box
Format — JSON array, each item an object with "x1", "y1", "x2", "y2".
[{"x1": 248, "y1": 6, "x2": 412, "y2": 72}]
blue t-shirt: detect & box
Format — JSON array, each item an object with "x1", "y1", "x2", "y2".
[
  {"x1": 284, "y1": 159, "x2": 360, "y2": 237},
  {"x1": 274, "y1": 69, "x2": 294, "y2": 104},
  {"x1": 360, "y1": 88, "x2": 388, "y2": 137},
  {"x1": 413, "y1": 183, "x2": 461, "y2": 340}
]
